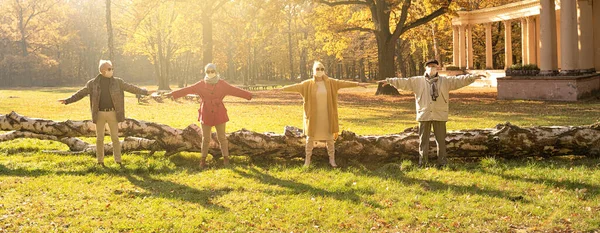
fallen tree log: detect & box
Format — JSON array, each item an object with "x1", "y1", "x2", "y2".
[{"x1": 1, "y1": 112, "x2": 599, "y2": 162}]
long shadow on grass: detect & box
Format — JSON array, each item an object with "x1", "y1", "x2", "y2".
[
  {"x1": 0, "y1": 164, "x2": 52, "y2": 177},
  {"x1": 362, "y1": 166, "x2": 531, "y2": 203},
  {"x1": 232, "y1": 166, "x2": 383, "y2": 208},
  {"x1": 0, "y1": 162, "x2": 180, "y2": 177},
  {"x1": 0, "y1": 162, "x2": 232, "y2": 210},
  {"x1": 123, "y1": 173, "x2": 231, "y2": 211},
  {"x1": 477, "y1": 158, "x2": 600, "y2": 197}
]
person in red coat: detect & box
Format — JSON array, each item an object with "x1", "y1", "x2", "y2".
[{"x1": 166, "y1": 63, "x2": 252, "y2": 168}]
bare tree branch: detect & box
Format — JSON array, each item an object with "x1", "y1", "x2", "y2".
[
  {"x1": 316, "y1": 0, "x2": 369, "y2": 7},
  {"x1": 24, "y1": 0, "x2": 61, "y2": 29},
  {"x1": 337, "y1": 27, "x2": 374, "y2": 33},
  {"x1": 400, "y1": 7, "x2": 449, "y2": 36},
  {"x1": 212, "y1": 0, "x2": 228, "y2": 12},
  {"x1": 392, "y1": 0, "x2": 411, "y2": 39}
]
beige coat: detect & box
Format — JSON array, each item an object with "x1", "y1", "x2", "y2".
[
  {"x1": 386, "y1": 74, "x2": 475, "y2": 121},
  {"x1": 282, "y1": 76, "x2": 359, "y2": 139}
]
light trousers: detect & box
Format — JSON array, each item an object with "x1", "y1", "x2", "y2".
[
  {"x1": 201, "y1": 123, "x2": 228, "y2": 160},
  {"x1": 305, "y1": 137, "x2": 336, "y2": 166},
  {"x1": 95, "y1": 111, "x2": 121, "y2": 163}
]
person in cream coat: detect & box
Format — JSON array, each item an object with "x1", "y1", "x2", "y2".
[{"x1": 278, "y1": 61, "x2": 368, "y2": 168}]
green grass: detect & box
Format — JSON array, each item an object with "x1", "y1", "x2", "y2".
[
  {"x1": 2, "y1": 85, "x2": 599, "y2": 134},
  {"x1": 1, "y1": 86, "x2": 600, "y2": 232}
]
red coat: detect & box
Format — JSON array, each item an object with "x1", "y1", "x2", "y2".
[{"x1": 172, "y1": 80, "x2": 252, "y2": 126}]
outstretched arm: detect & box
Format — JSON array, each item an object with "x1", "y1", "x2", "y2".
[
  {"x1": 379, "y1": 77, "x2": 414, "y2": 92},
  {"x1": 119, "y1": 79, "x2": 150, "y2": 95},
  {"x1": 224, "y1": 82, "x2": 252, "y2": 100},
  {"x1": 279, "y1": 83, "x2": 304, "y2": 93},
  {"x1": 333, "y1": 79, "x2": 368, "y2": 89},
  {"x1": 446, "y1": 74, "x2": 480, "y2": 90},
  {"x1": 60, "y1": 86, "x2": 89, "y2": 104},
  {"x1": 168, "y1": 83, "x2": 199, "y2": 100}
]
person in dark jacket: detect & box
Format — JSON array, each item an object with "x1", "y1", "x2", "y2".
[{"x1": 59, "y1": 60, "x2": 153, "y2": 167}]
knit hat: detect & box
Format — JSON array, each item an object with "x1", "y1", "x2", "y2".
[
  {"x1": 424, "y1": 59, "x2": 439, "y2": 67},
  {"x1": 205, "y1": 63, "x2": 217, "y2": 73}
]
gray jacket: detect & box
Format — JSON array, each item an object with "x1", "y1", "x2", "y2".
[
  {"x1": 386, "y1": 74, "x2": 475, "y2": 121},
  {"x1": 65, "y1": 74, "x2": 148, "y2": 123}
]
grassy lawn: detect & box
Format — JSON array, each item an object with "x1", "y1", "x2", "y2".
[{"x1": 1, "y1": 85, "x2": 600, "y2": 232}]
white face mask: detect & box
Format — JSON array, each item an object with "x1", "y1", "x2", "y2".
[
  {"x1": 103, "y1": 70, "x2": 113, "y2": 78},
  {"x1": 207, "y1": 73, "x2": 216, "y2": 78},
  {"x1": 426, "y1": 66, "x2": 438, "y2": 76},
  {"x1": 315, "y1": 71, "x2": 325, "y2": 77}
]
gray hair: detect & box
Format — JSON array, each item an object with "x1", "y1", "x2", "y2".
[
  {"x1": 312, "y1": 61, "x2": 324, "y2": 73},
  {"x1": 98, "y1": 60, "x2": 112, "y2": 72}
]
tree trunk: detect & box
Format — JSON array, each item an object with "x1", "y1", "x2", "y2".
[
  {"x1": 300, "y1": 32, "x2": 308, "y2": 80},
  {"x1": 2, "y1": 112, "x2": 599, "y2": 162},
  {"x1": 397, "y1": 38, "x2": 407, "y2": 78},
  {"x1": 368, "y1": 61, "x2": 373, "y2": 80},
  {"x1": 152, "y1": 55, "x2": 161, "y2": 89},
  {"x1": 287, "y1": 18, "x2": 295, "y2": 80},
  {"x1": 227, "y1": 42, "x2": 235, "y2": 80},
  {"x1": 408, "y1": 53, "x2": 416, "y2": 76},
  {"x1": 359, "y1": 58, "x2": 366, "y2": 82},
  {"x1": 431, "y1": 24, "x2": 440, "y2": 65},
  {"x1": 201, "y1": 12, "x2": 213, "y2": 65},
  {"x1": 106, "y1": 0, "x2": 115, "y2": 62},
  {"x1": 164, "y1": 40, "x2": 172, "y2": 90},
  {"x1": 374, "y1": 33, "x2": 399, "y2": 95},
  {"x1": 18, "y1": 7, "x2": 28, "y2": 57}
]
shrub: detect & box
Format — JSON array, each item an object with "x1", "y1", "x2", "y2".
[
  {"x1": 445, "y1": 65, "x2": 461, "y2": 71},
  {"x1": 522, "y1": 64, "x2": 540, "y2": 70},
  {"x1": 509, "y1": 64, "x2": 522, "y2": 70},
  {"x1": 509, "y1": 64, "x2": 539, "y2": 70},
  {"x1": 506, "y1": 64, "x2": 540, "y2": 76}
]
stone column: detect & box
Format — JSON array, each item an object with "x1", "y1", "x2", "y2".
[
  {"x1": 459, "y1": 25, "x2": 466, "y2": 69},
  {"x1": 467, "y1": 24, "x2": 474, "y2": 69},
  {"x1": 527, "y1": 16, "x2": 537, "y2": 66},
  {"x1": 485, "y1": 23, "x2": 493, "y2": 69},
  {"x1": 594, "y1": 0, "x2": 600, "y2": 71},
  {"x1": 577, "y1": 0, "x2": 595, "y2": 73},
  {"x1": 521, "y1": 18, "x2": 529, "y2": 65},
  {"x1": 560, "y1": 0, "x2": 579, "y2": 75},
  {"x1": 453, "y1": 26, "x2": 459, "y2": 66},
  {"x1": 504, "y1": 20, "x2": 513, "y2": 69},
  {"x1": 539, "y1": 0, "x2": 558, "y2": 75}
]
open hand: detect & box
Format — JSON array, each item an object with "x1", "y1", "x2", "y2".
[{"x1": 58, "y1": 99, "x2": 67, "y2": 105}]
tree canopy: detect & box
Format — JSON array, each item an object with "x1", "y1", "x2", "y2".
[{"x1": 0, "y1": 0, "x2": 522, "y2": 88}]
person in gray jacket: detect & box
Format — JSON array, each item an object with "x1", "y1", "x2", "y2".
[
  {"x1": 379, "y1": 59, "x2": 483, "y2": 167},
  {"x1": 59, "y1": 60, "x2": 153, "y2": 167}
]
